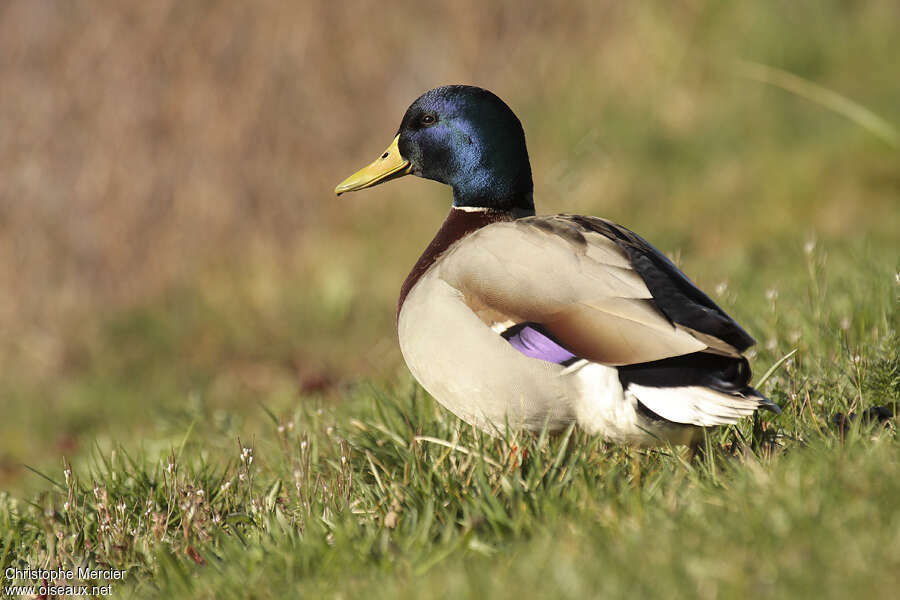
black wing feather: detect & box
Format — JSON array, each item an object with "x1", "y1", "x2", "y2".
[{"x1": 567, "y1": 215, "x2": 756, "y2": 352}]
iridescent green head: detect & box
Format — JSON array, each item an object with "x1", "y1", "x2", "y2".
[{"x1": 336, "y1": 85, "x2": 534, "y2": 213}]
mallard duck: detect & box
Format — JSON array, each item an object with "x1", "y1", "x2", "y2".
[{"x1": 335, "y1": 85, "x2": 779, "y2": 446}]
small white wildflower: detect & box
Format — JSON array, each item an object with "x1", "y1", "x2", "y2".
[
  {"x1": 341, "y1": 456, "x2": 347, "y2": 465},
  {"x1": 841, "y1": 317, "x2": 850, "y2": 331},
  {"x1": 715, "y1": 282, "x2": 728, "y2": 297},
  {"x1": 766, "y1": 288, "x2": 778, "y2": 302},
  {"x1": 277, "y1": 424, "x2": 285, "y2": 434},
  {"x1": 766, "y1": 338, "x2": 778, "y2": 351},
  {"x1": 326, "y1": 426, "x2": 334, "y2": 436},
  {"x1": 166, "y1": 461, "x2": 175, "y2": 474},
  {"x1": 212, "y1": 513, "x2": 221, "y2": 524},
  {"x1": 852, "y1": 354, "x2": 861, "y2": 364},
  {"x1": 63, "y1": 501, "x2": 70, "y2": 512},
  {"x1": 196, "y1": 489, "x2": 204, "y2": 497},
  {"x1": 895, "y1": 272, "x2": 899, "y2": 284},
  {"x1": 238, "y1": 473, "x2": 246, "y2": 482},
  {"x1": 804, "y1": 239, "x2": 816, "y2": 255},
  {"x1": 117, "y1": 501, "x2": 126, "y2": 513},
  {"x1": 300, "y1": 440, "x2": 308, "y2": 451},
  {"x1": 93, "y1": 485, "x2": 101, "y2": 499},
  {"x1": 64, "y1": 466, "x2": 72, "y2": 486},
  {"x1": 221, "y1": 480, "x2": 232, "y2": 492},
  {"x1": 817, "y1": 398, "x2": 823, "y2": 405},
  {"x1": 287, "y1": 421, "x2": 295, "y2": 431}
]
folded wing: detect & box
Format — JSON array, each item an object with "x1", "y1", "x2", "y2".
[{"x1": 436, "y1": 215, "x2": 754, "y2": 366}]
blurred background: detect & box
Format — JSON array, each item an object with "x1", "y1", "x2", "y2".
[{"x1": 1, "y1": 0, "x2": 897, "y2": 490}]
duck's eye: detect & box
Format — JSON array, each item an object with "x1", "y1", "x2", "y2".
[{"x1": 420, "y1": 114, "x2": 437, "y2": 126}]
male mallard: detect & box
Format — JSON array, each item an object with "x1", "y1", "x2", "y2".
[{"x1": 335, "y1": 85, "x2": 779, "y2": 446}]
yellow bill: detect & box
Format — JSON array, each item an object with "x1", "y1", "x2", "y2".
[{"x1": 335, "y1": 135, "x2": 412, "y2": 195}]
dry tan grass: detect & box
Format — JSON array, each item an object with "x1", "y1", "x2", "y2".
[
  {"x1": 1, "y1": 1, "x2": 897, "y2": 382},
  {"x1": 0, "y1": 1, "x2": 630, "y2": 371}
]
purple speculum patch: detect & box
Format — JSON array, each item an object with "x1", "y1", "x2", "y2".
[{"x1": 503, "y1": 324, "x2": 576, "y2": 364}]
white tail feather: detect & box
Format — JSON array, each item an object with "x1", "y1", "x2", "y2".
[{"x1": 628, "y1": 384, "x2": 760, "y2": 427}]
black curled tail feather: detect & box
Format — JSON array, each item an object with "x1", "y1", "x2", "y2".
[
  {"x1": 617, "y1": 352, "x2": 780, "y2": 413},
  {"x1": 742, "y1": 385, "x2": 781, "y2": 414}
]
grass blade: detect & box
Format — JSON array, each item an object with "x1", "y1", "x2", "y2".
[{"x1": 735, "y1": 60, "x2": 899, "y2": 146}]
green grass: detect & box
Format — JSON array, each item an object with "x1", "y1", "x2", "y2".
[{"x1": 1, "y1": 237, "x2": 897, "y2": 598}]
